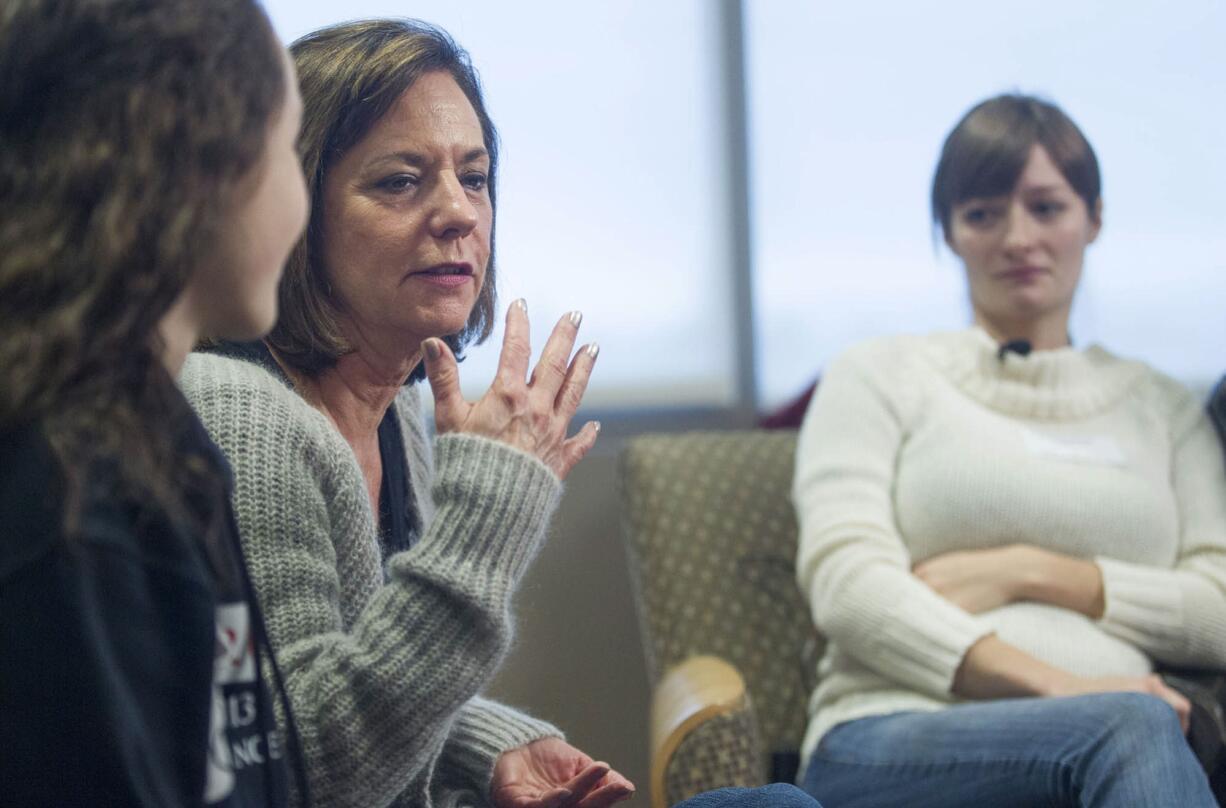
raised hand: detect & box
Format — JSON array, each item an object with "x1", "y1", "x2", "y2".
[
  {"x1": 490, "y1": 737, "x2": 635, "y2": 808},
  {"x1": 422, "y1": 300, "x2": 600, "y2": 480}
]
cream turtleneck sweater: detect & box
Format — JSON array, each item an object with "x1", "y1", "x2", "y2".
[{"x1": 793, "y1": 327, "x2": 1226, "y2": 764}]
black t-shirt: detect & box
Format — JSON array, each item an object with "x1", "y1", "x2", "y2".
[{"x1": 0, "y1": 404, "x2": 290, "y2": 807}]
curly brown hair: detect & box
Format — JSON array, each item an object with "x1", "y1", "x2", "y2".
[
  {"x1": 0, "y1": 0, "x2": 285, "y2": 531},
  {"x1": 268, "y1": 19, "x2": 500, "y2": 383}
]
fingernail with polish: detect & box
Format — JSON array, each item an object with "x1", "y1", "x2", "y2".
[
  {"x1": 585, "y1": 342, "x2": 600, "y2": 359},
  {"x1": 515, "y1": 298, "x2": 527, "y2": 313},
  {"x1": 423, "y1": 339, "x2": 441, "y2": 360},
  {"x1": 594, "y1": 421, "x2": 602, "y2": 434},
  {"x1": 569, "y1": 310, "x2": 583, "y2": 327}
]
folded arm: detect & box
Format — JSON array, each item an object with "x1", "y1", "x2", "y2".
[{"x1": 794, "y1": 346, "x2": 993, "y2": 699}]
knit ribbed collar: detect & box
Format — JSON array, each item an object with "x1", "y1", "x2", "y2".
[{"x1": 924, "y1": 327, "x2": 1147, "y2": 420}]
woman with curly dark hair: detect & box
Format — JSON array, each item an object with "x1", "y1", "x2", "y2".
[{"x1": 0, "y1": 0, "x2": 309, "y2": 804}]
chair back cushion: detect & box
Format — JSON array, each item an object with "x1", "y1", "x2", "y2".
[{"x1": 620, "y1": 430, "x2": 821, "y2": 756}]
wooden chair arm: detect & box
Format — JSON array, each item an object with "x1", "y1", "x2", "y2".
[{"x1": 650, "y1": 655, "x2": 750, "y2": 808}]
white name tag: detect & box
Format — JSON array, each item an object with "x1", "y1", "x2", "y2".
[{"x1": 1022, "y1": 428, "x2": 1126, "y2": 467}]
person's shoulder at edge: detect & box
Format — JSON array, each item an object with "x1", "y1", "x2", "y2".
[
  {"x1": 1075, "y1": 342, "x2": 1204, "y2": 434},
  {"x1": 0, "y1": 420, "x2": 209, "y2": 590},
  {"x1": 179, "y1": 350, "x2": 345, "y2": 456},
  {"x1": 818, "y1": 329, "x2": 940, "y2": 393},
  {"x1": 831, "y1": 330, "x2": 936, "y2": 366},
  {"x1": 181, "y1": 349, "x2": 297, "y2": 407},
  {"x1": 0, "y1": 422, "x2": 69, "y2": 577},
  {"x1": 797, "y1": 331, "x2": 939, "y2": 436}
]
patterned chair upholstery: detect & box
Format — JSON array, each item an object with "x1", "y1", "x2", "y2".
[{"x1": 620, "y1": 430, "x2": 822, "y2": 808}]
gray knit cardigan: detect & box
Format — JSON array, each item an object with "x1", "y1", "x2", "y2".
[{"x1": 181, "y1": 353, "x2": 563, "y2": 808}]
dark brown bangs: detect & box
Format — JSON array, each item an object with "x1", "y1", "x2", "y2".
[
  {"x1": 935, "y1": 109, "x2": 1035, "y2": 215},
  {"x1": 931, "y1": 94, "x2": 1102, "y2": 238}
]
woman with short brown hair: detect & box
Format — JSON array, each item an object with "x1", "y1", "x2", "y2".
[
  {"x1": 794, "y1": 94, "x2": 1225, "y2": 807},
  {"x1": 182, "y1": 18, "x2": 630, "y2": 808}
]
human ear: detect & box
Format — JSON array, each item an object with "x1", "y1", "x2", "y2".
[
  {"x1": 943, "y1": 223, "x2": 962, "y2": 258},
  {"x1": 1087, "y1": 198, "x2": 1103, "y2": 244}
]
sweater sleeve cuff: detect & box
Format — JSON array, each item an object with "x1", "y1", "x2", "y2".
[
  {"x1": 875, "y1": 599, "x2": 994, "y2": 696},
  {"x1": 444, "y1": 697, "x2": 564, "y2": 796},
  {"x1": 396, "y1": 433, "x2": 562, "y2": 588},
  {"x1": 1096, "y1": 556, "x2": 1185, "y2": 647}
]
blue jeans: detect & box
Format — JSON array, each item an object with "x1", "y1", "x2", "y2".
[
  {"x1": 801, "y1": 693, "x2": 1214, "y2": 807},
  {"x1": 676, "y1": 784, "x2": 823, "y2": 808}
]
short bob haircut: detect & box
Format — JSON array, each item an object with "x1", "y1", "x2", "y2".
[
  {"x1": 931, "y1": 94, "x2": 1101, "y2": 240},
  {"x1": 268, "y1": 19, "x2": 499, "y2": 381}
]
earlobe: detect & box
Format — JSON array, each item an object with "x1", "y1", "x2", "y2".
[
  {"x1": 1088, "y1": 199, "x2": 1104, "y2": 243},
  {"x1": 944, "y1": 230, "x2": 961, "y2": 258}
]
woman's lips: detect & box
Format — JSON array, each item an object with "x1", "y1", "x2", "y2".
[
  {"x1": 408, "y1": 264, "x2": 474, "y2": 288},
  {"x1": 1000, "y1": 266, "x2": 1045, "y2": 283},
  {"x1": 412, "y1": 273, "x2": 472, "y2": 288}
]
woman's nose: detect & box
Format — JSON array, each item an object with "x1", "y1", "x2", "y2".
[
  {"x1": 428, "y1": 174, "x2": 479, "y2": 239},
  {"x1": 1002, "y1": 203, "x2": 1037, "y2": 255}
]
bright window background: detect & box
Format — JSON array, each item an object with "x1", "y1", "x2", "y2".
[
  {"x1": 264, "y1": 1, "x2": 735, "y2": 408},
  {"x1": 746, "y1": 0, "x2": 1226, "y2": 407}
]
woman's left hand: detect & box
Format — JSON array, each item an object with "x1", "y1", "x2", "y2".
[
  {"x1": 490, "y1": 738, "x2": 635, "y2": 808},
  {"x1": 422, "y1": 302, "x2": 600, "y2": 481},
  {"x1": 913, "y1": 545, "x2": 1030, "y2": 614}
]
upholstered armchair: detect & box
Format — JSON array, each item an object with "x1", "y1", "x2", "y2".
[{"x1": 620, "y1": 430, "x2": 822, "y2": 808}]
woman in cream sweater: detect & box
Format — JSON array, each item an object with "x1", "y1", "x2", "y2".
[{"x1": 794, "y1": 94, "x2": 1226, "y2": 806}]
